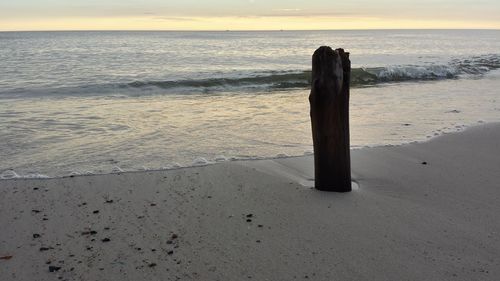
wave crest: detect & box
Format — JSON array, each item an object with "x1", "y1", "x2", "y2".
[
  {"x1": 1, "y1": 55, "x2": 499, "y2": 98},
  {"x1": 126, "y1": 55, "x2": 500, "y2": 91}
]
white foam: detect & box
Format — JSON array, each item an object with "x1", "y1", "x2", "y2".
[
  {"x1": 111, "y1": 166, "x2": 124, "y2": 173},
  {"x1": 276, "y1": 153, "x2": 289, "y2": 158},
  {"x1": 0, "y1": 170, "x2": 50, "y2": 180},
  {"x1": 170, "y1": 162, "x2": 182, "y2": 168},
  {"x1": 214, "y1": 155, "x2": 228, "y2": 162},
  {"x1": 0, "y1": 170, "x2": 20, "y2": 179},
  {"x1": 23, "y1": 173, "x2": 50, "y2": 179},
  {"x1": 377, "y1": 64, "x2": 458, "y2": 80},
  {"x1": 192, "y1": 157, "x2": 210, "y2": 166}
]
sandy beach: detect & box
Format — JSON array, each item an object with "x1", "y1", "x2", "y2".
[{"x1": 1, "y1": 123, "x2": 499, "y2": 280}]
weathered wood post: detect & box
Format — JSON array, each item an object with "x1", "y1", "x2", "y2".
[{"x1": 309, "y1": 46, "x2": 351, "y2": 192}]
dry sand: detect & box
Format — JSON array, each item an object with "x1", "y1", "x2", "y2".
[{"x1": 1, "y1": 123, "x2": 499, "y2": 280}]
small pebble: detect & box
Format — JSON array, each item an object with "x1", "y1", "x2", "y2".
[
  {"x1": 101, "y1": 238, "x2": 111, "y2": 242},
  {"x1": 33, "y1": 233, "x2": 41, "y2": 239},
  {"x1": 48, "y1": 266, "x2": 61, "y2": 272}
]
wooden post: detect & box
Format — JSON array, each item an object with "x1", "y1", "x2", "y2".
[{"x1": 309, "y1": 46, "x2": 351, "y2": 192}]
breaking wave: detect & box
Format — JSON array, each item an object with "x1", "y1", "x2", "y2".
[
  {"x1": 125, "y1": 54, "x2": 500, "y2": 90},
  {"x1": 1, "y1": 55, "x2": 499, "y2": 98}
]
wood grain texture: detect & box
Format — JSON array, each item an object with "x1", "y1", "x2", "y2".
[{"x1": 309, "y1": 46, "x2": 351, "y2": 192}]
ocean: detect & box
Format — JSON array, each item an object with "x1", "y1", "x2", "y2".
[{"x1": 1, "y1": 30, "x2": 500, "y2": 179}]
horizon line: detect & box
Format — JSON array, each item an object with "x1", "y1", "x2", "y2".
[{"x1": 1, "y1": 28, "x2": 500, "y2": 32}]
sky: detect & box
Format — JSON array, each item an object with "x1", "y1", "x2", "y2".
[{"x1": 1, "y1": 0, "x2": 500, "y2": 31}]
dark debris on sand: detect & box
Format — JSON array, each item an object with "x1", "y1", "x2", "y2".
[
  {"x1": 81, "y1": 230, "x2": 97, "y2": 236},
  {"x1": 48, "y1": 266, "x2": 61, "y2": 272}
]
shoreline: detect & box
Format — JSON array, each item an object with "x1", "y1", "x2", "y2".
[
  {"x1": 0, "y1": 120, "x2": 489, "y2": 181},
  {"x1": 1, "y1": 122, "x2": 499, "y2": 280}
]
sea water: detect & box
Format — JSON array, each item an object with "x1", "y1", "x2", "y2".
[{"x1": 1, "y1": 30, "x2": 500, "y2": 178}]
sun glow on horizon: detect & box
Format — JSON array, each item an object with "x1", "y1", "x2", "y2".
[{"x1": 2, "y1": 16, "x2": 500, "y2": 31}]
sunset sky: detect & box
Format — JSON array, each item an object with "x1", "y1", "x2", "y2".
[{"x1": 1, "y1": 0, "x2": 500, "y2": 31}]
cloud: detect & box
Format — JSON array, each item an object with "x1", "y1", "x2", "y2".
[
  {"x1": 259, "y1": 10, "x2": 359, "y2": 18},
  {"x1": 153, "y1": 16, "x2": 201, "y2": 22},
  {"x1": 272, "y1": 9, "x2": 302, "y2": 12}
]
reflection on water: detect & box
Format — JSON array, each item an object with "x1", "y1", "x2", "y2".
[{"x1": 1, "y1": 73, "x2": 499, "y2": 178}]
